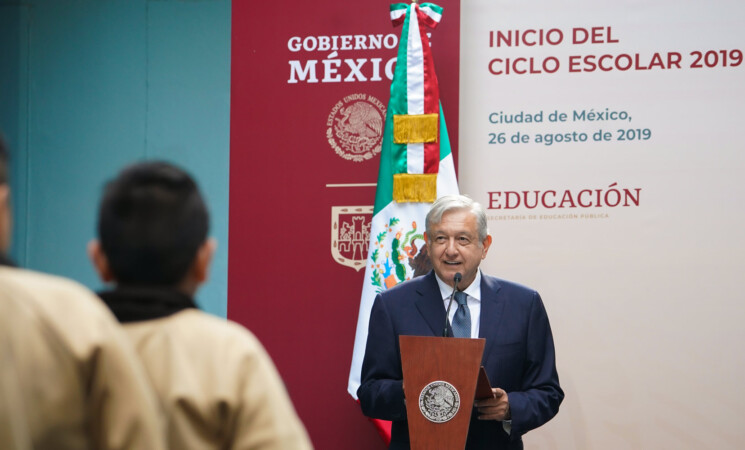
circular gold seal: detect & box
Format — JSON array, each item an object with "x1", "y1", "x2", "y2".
[
  {"x1": 326, "y1": 93, "x2": 385, "y2": 162},
  {"x1": 418, "y1": 381, "x2": 460, "y2": 423}
]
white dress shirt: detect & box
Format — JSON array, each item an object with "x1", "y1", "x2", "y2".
[{"x1": 435, "y1": 270, "x2": 482, "y2": 338}]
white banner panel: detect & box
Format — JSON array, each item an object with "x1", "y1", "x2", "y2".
[{"x1": 460, "y1": 1, "x2": 745, "y2": 448}]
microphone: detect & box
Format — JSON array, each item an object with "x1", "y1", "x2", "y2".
[{"x1": 442, "y1": 272, "x2": 463, "y2": 337}]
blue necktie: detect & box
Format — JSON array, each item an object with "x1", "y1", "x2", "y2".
[{"x1": 451, "y1": 291, "x2": 471, "y2": 338}]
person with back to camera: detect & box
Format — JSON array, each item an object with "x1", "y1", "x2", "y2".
[
  {"x1": 87, "y1": 161, "x2": 313, "y2": 450},
  {"x1": 357, "y1": 194, "x2": 563, "y2": 449},
  {"x1": 0, "y1": 136, "x2": 166, "y2": 449}
]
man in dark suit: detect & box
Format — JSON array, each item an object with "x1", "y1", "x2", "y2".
[{"x1": 357, "y1": 195, "x2": 563, "y2": 449}]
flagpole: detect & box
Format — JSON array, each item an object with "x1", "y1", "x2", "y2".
[{"x1": 348, "y1": 2, "x2": 460, "y2": 444}]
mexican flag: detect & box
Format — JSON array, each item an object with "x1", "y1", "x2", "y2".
[{"x1": 347, "y1": 2, "x2": 459, "y2": 442}]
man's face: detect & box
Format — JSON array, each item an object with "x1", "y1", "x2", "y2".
[{"x1": 425, "y1": 208, "x2": 491, "y2": 289}]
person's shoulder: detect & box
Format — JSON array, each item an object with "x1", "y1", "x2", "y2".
[
  {"x1": 175, "y1": 310, "x2": 278, "y2": 375},
  {"x1": 483, "y1": 273, "x2": 540, "y2": 298},
  {"x1": 381, "y1": 271, "x2": 434, "y2": 298},
  {"x1": 0, "y1": 266, "x2": 111, "y2": 317},
  {"x1": 165, "y1": 309, "x2": 264, "y2": 350},
  {"x1": 0, "y1": 266, "x2": 134, "y2": 362},
  {"x1": 1, "y1": 265, "x2": 92, "y2": 294}
]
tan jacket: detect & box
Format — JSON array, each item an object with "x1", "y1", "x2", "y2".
[
  {"x1": 0, "y1": 266, "x2": 165, "y2": 450},
  {"x1": 123, "y1": 308, "x2": 313, "y2": 450}
]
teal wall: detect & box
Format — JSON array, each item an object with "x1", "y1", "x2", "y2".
[{"x1": 0, "y1": 0, "x2": 231, "y2": 317}]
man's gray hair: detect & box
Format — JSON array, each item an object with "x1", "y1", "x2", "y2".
[{"x1": 425, "y1": 194, "x2": 489, "y2": 243}]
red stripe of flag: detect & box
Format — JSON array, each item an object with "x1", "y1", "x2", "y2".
[{"x1": 418, "y1": 5, "x2": 440, "y2": 174}]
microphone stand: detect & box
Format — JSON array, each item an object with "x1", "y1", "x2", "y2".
[{"x1": 442, "y1": 272, "x2": 462, "y2": 337}]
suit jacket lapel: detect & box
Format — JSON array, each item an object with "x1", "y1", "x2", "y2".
[
  {"x1": 479, "y1": 274, "x2": 504, "y2": 363},
  {"x1": 414, "y1": 271, "x2": 448, "y2": 336}
]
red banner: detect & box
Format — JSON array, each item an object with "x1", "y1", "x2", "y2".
[{"x1": 229, "y1": 2, "x2": 460, "y2": 447}]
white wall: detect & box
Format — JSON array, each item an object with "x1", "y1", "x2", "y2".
[{"x1": 459, "y1": 1, "x2": 745, "y2": 448}]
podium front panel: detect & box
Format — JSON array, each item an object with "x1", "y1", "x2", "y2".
[{"x1": 400, "y1": 335, "x2": 485, "y2": 450}]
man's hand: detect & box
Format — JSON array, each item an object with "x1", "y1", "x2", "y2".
[{"x1": 475, "y1": 388, "x2": 510, "y2": 421}]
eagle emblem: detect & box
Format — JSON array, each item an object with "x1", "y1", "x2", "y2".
[{"x1": 326, "y1": 93, "x2": 385, "y2": 162}]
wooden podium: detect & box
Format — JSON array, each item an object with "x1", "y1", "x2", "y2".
[{"x1": 399, "y1": 335, "x2": 487, "y2": 450}]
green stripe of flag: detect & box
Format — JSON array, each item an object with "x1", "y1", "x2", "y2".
[{"x1": 389, "y1": 4, "x2": 412, "y2": 178}]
